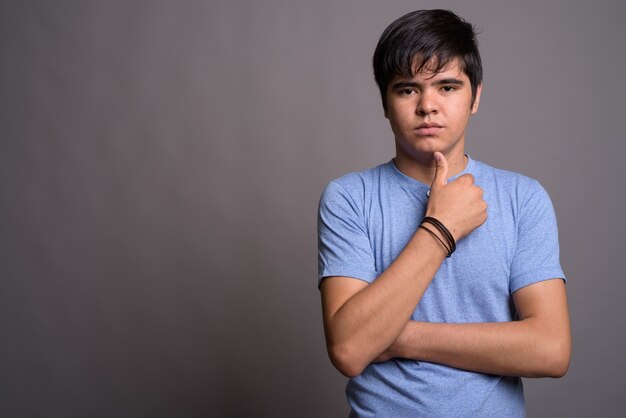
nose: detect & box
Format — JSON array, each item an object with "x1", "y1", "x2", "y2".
[{"x1": 416, "y1": 90, "x2": 438, "y2": 116}]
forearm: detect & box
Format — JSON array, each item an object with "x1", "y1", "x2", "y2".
[
  {"x1": 322, "y1": 228, "x2": 446, "y2": 377},
  {"x1": 391, "y1": 319, "x2": 568, "y2": 377},
  {"x1": 376, "y1": 278, "x2": 571, "y2": 377}
]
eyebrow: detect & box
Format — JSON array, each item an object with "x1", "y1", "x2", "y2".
[
  {"x1": 435, "y1": 78, "x2": 465, "y2": 86},
  {"x1": 391, "y1": 81, "x2": 419, "y2": 89},
  {"x1": 391, "y1": 78, "x2": 465, "y2": 89}
]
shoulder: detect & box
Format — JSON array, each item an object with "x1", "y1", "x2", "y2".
[
  {"x1": 472, "y1": 159, "x2": 549, "y2": 199},
  {"x1": 472, "y1": 159, "x2": 556, "y2": 222},
  {"x1": 320, "y1": 161, "x2": 391, "y2": 205}
]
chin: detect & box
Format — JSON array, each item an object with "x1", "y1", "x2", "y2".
[{"x1": 396, "y1": 137, "x2": 449, "y2": 159}]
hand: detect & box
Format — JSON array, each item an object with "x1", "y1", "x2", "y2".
[{"x1": 425, "y1": 152, "x2": 487, "y2": 241}]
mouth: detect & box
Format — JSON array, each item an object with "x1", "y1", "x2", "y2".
[{"x1": 414, "y1": 123, "x2": 443, "y2": 136}]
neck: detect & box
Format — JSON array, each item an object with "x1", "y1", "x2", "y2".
[{"x1": 393, "y1": 148, "x2": 468, "y2": 184}]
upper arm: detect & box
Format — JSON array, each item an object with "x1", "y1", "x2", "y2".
[
  {"x1": 510, "y1": 179, "x2": 565, "y2": 293},
  {"x1": 512, "y1": 278, "x2": 568, "y2": 320},
  {"x1": 509, "y1": 179, "x2": 570, "y2": 376},
  {"x1": 318, "y1": 181, "x2": 378, "y2": 287},
  {"x1": 512, "y1": 278, "x2": 571, "y2": 375},
  {"x1": 320, "y1": 276, "x2": 369, "y2": 326}
]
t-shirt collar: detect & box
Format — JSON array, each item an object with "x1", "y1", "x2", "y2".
[{"x1": 386, "y1": 154, "x2": 475, "y2": 192}]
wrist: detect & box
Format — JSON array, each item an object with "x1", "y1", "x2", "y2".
[
  {"x1": 414, "y1": 227, "x2": 448, "y2": 258},
  {"x1": 421, "y1": 217, "x2": 456, "y2": 257},
  {"x1": 424, "y1": 212, "x2": 461, "y2": 242},
  {"x1": 393, "y1": 321, "x2": 422, "y2": 360}
]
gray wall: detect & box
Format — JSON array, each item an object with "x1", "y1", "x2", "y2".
[{"x1": 1, "y1": 1, "x2": 624, "y2": 417}]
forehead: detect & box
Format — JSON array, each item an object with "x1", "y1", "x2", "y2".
[{"x1": 392, "y1": 57, "x2": 467, "y2": 83}]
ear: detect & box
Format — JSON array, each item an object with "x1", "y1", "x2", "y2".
[{"x1": 471, "y1": 83, "x2": 483, "y2": 114}]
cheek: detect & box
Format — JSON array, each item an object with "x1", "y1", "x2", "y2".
[
  {"x1": 390, "y1": 106, "x2": 413, "y2": 125},
  {"x1": 388, "y1": 118, "x2": 403, "y2": 136},
  {"x1": 450, "y1": 104, "x2": 472, "y2": 124}
]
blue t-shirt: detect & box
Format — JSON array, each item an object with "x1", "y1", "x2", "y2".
[{"x1": 317, "y1": 157, "x2": 565, "y2": 417}]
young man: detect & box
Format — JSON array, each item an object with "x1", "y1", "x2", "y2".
[{"x1": 318, "y1": 10, "x2": 571, "y2": 417}]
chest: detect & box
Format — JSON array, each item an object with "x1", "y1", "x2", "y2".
[{"x1": 364, "y1": 187, "x2": 519, "y2": 322}]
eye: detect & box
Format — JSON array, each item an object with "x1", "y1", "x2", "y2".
[
  {"x1": 441, "y1": 85, "x2": 456, "y2": 92},
  {"x1": 399, "y1": 88, "x2": 416, "y2": 96}
]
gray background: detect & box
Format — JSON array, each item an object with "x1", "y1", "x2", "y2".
[{"x1": 1, "y1": 0, "x2": 624, "y2": 417}]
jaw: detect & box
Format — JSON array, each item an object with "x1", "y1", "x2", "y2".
[{"x1": 394, "y1": 132, "x2": 466, "y2": 164}]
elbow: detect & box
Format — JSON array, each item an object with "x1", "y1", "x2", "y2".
[
  {"x1": 537, "y1": 336, "x2": 571, "y2": 378},
  {"x1": 538, "y1": 359, "x2": 568, "y2": 379},
  {"x1": 543, "y1": 358, "x2": 569, "y2": 378},
  {"x1": 327, "y1": 342, "x2": 367, "y2": 378},
  {"x1": 551, "y1": 363, "x2": 569, "y2": 379},
  {"x1": 546, "y1": 347, "x2": 570, "y2": 378}
]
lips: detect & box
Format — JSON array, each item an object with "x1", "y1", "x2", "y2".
[{"x1": 414, "y1": 123, "x2": 443, "y2": 136}]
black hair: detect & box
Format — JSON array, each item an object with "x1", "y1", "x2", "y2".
[{"x1": 373, "y1": 9, "x2": 482, "y2": 111}]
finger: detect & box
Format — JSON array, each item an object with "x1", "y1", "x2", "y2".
[{"x1": 431, "y1": 152, "x2": 449, "y2": 188}]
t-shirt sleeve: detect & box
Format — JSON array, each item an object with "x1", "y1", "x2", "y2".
[
  {"x1": 509, "y1": 179, "x2": 566, "y2": 293},
  {"x1": 317, "y1": 180, "x2": 378, "y2": 288}
]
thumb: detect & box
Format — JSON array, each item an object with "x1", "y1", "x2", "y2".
[{"x1": 431, "y1": 152, "x2": 449, "y2": 188}]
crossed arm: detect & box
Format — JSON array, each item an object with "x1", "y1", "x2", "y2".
[
  {"x1": 322, "y1": 273, "x2": 570, "y2": 378},
  {"x1": 320, "y1": 154, "x2": 571, "y2": 379}
]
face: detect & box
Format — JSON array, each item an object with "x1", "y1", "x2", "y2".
[{"x1": 385, "y1": 58, "x2": 482, "y2": 164}]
